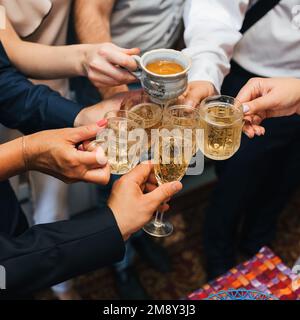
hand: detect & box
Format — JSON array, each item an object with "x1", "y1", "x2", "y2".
[
  {"x1": 24, "y1": 123, "x2": 110, "y2": 184},
  {"x1": 74, "y1": 92, "x2": 129, "y2": 127},
  {"x1": 81, "y1": 43, "x2": 140, "y2": 88},
  {"x1": 99, "y1": 85, "x2": 129, "y2": 100},
  {"x1": 237, "y1": 78, "x2": 300, "y2": 138},
  {"x1": 108, "y1": 163, "x2": 182, "y2": 240},
  {"x1": 181, "y1": 81, "x2": 216, "y2": 107}
]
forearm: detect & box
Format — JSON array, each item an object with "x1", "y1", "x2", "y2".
[
  {"x1": 4, "y1": 42, "x2": 88, "y2": 80},
  {"x1": 0, "y1": 17, "x2": 87, "y2": 79},
  {"x1": 0, "y1": 44, "x2": 83, "y2": 134},
  {"x1": 183, "y1": 0, "x2": 249, "y2": 91},
  {"x1": 0, "y1": 209, "x2": 125, "y2": 297},
  {"x1": 74, "y1": 0, "x2": 128, "y2": 97},
  {"x1": 0, "y1": 137, "x2": 25, "y2": 181},
  {"x1": 75, "y1": 0, "x2": 114, "y2": 44}
]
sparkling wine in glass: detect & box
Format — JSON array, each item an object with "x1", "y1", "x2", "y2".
[{"x1": 143, "y1": 126, "x2": 194, "y2": 237}]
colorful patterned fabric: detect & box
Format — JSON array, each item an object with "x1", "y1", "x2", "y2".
[{"x1": 187, "y1": 247, "x2": 300, "y2": 300}]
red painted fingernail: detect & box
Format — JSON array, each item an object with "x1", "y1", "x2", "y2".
[{"x1": 97, "y1": 119, "x2": 107, "y2": 127}]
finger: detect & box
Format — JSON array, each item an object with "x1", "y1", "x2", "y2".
[
  {"x1": 83, "y1": 139, "x2": 95, "y2": 151},
  {"x1": 120, "y1": 47, "x2": 140, "y2": 56},
  {"x1": 123, "y1": 162, "x2": 153, "y2": 186},
  {"x1": 106, "y1": 49, "x2": 138, "y2": 71},
  {"x1": 89, "y1": 61, "x2": 137, "y2": 84},
  {"x1": 144, "y1": 181, "x2": 182, "y2": 208},
  {"x1": 159, "y1": 203, "x2": 170, "y2": 213},
  {"x1": 242, "y1": 94, "x2": 277, "y2": 115},
  {"x1": 243, "y1": 124, "x2": 256, "y2": 138},
  {"x1": 145, "y1": 183, "x2": 157, "y2": 193},
  {"x1": 88, "y1": 71, "x2": 124, "y2": 87},
  {"x1": 82, "y1": 164, "x2": 111, "y2": 185},
  {"x1": 71, "y1": 122, "x2": 107, "y2": 144},
  {"x1": 237, "y1": 77, "x2": 266, "y2": 102},
  {"x1": 252, "y1": 125, "x2": 265, "y2": 136},
  {"x1": 148, "y1": 173, "x2": 158, "y2": 185},
  {"x1": 183, "y1": 88, "x2": 208, "y2": 108}
]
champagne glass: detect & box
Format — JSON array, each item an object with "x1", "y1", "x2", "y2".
[
  {"x1": 95, "y1": 110, "x2": 145, "y2": 175},
  {"x1": 163, "y1": 104, "x2": 199, "y2": 129},
  {"x1": 163, "y1": 104, "x2": 200, "y2": 155},
  {"x1": 121, "y1": 91, "x2": 163, "y2": 151},
  {"x1": 143, "y1": 126, "x2": 195, "y2": 237},
  {"x1": 199, "y1": 95, "x2": 244, "y2": 160}
]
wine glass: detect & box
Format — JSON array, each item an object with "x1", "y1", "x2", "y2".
[
  {"x1": 143, "y1": 125, "x2": 195, "y2": 237},
  {"x1": 199, "y1": 95, "x2": 244, "y2": 160},
  {"x1": 163, "y1": 104, "x2": 200, "y2": 155},
  {"x1": 95, "y1": 110, "x2": 145, "y2": 175},
  {"x1": 121, "y1": 91, "x2": 163, "y2": 151}
]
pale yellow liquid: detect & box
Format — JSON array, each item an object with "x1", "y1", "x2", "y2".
[
  {"x1": 154, "y1": 137, "x2": 190, "y2": 184},
  {"x1": 98, "y1": 118, "x2": 140, "y2": 175},
  {"x1": 106, "y1": 136, "x2": 139, "y2": 175},
  {"x1": 130, "y1": 103, "x2": 162, "y2": 150},
  {"x1": 200, "y1": 105, "x2": 243, "y2": 160},
  {"x1": 155, "y1": 161, "x2": 188, "y2": 185}
]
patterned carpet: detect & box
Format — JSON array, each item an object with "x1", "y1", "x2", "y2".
[{"x1": 37, "y1": 182, "x2": 300, "y2": 300}]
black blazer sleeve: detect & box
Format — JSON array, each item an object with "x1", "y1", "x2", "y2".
[
  {"x1": 0, "y1": 207, "x2": 125, "y2": 298},
  {"x1": 0, "y1": 42, "x2": 83, "y2": 135}
]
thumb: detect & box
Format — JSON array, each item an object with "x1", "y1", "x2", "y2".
[
  {"x1": 71, "y1": 122, "x2": 107, "y2": 144},
  {"x1": 243, "y1": 94, "x2": 276, "y2": 115},
  {"x1": 144, "y1": 181, "x2": 182, "y2": 210}
]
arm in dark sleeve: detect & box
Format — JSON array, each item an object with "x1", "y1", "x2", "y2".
[
  {"x1": 0, "y1": 43, "x2": 83, "y2": 135},
  {"x1": 0, "y1": 207, "x2": 125, "y2": 298}
]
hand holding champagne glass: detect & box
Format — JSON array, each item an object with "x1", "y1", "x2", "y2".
[{"x1": 143, "y1": 126, "x2": 195, "y2": 237}]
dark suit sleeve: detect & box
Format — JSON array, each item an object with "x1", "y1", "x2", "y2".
[
  {"x1": 0, "y1": 43, "x2": 83, "y2": 135},
  {"x1": 0, "y1": 207, "x2": 125, "y2": 298}
]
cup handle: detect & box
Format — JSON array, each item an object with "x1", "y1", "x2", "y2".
[{"x1": 122, "y1": 55, "x2": 143, "y2": 80}]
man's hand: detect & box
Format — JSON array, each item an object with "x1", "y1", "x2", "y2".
[
  {"x1": 237, "y1": 78, "x2": 300, "y2": 138},
  {"x1": 108, "y1": 163, "x2": 182, "y2": 240},
  {"x1": 182, "y1": 81, "x2": 216, "y2": 107},
  {"x1": 74, "y1": 92, "x2": 129, "y2": 127},
  {"x1": 81, "y1": 43, "x2": 140, "y2": 88},
  {"x1": 25, "y1": 123, "x2": 110, "y2": 184}
]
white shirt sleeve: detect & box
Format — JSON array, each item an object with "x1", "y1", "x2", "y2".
[{"x1": 183, "y1": 0, "x2": 250, "y2": 92}]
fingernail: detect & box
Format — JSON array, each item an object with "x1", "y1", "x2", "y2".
[
  {"x1": 96, "y1": 147, "x2": 107, "y2": 166},
  {"x1": 97, "y1": 119, "x2": 107, "y2": 127},
  {"x1": 185, "y1": 100, "x2": 194, "y2": 107},
  {"x1": 243, "y1": 104, "x2": 250, "y2": 113},
  {"x1": 171, "y1": 182, "x2": 182, "y2": 192}
]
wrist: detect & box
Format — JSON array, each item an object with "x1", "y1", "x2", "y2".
[
  {"x1": 22, "y1": 133, "x2": 42, "y2": 171},
  {"x1": 76, "y1": 44, "x2": 91, "y2": 77},
  {"x1": 108, "y1": 202, "x2": 131, "y2": 241}
]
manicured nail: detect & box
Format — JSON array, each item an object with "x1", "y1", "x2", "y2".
[
  {"x1": 243, "y1": 104, "x2": 250, "y2": 113},
  {"x1": 97, "y1": 119, "x2": 107, "y2": 127}
]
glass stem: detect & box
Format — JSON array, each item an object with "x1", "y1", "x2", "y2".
[{"x1": 154, "y1": 204, "x2": 165, "y2": 228}]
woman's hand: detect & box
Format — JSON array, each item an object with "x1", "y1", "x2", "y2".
[
  {"x1": 24, "y1": 123, "x2": 110, "y2": 184},
  {"x1": 81, "y1": 43, "x2": 140, "y2": 88},
  {"x1": 237, "y1": 78, "x2": 300, "y2": 138},
  {"x1": 73, "y1": 92, "x2": 128, "y2": 127},
  {"x1": 108, "y1": 163, "x2": 182, "y2": 240}
]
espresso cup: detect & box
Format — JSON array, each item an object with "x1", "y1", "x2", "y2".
[{"x1": 130, "y1": 49, "x2": 191, "y2": 104}]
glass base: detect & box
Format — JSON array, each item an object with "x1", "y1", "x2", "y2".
[{"x1": 143, "y1": 219, "x2": 173, "y2": 238}]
